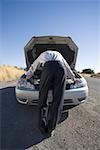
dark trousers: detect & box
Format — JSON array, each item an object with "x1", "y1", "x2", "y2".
[{"x1": 38, "y1": 61, "x2": 66, "y2": 132}]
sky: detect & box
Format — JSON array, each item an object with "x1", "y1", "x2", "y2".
[{"x1": 1, "y1": 0, "x2": 100, "y2": 72}]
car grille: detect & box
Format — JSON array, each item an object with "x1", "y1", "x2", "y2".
[
  {"x1": 30, "y1": 99, "x2": 73, "y2": 104},
  {"x1": 64, "y1": 99, "x2": 73, "y2": 104},
  {"x1": 30, "y1": 99, "x2": 38, "y2": 105}
]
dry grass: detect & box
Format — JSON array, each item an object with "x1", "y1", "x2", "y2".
[
  {"x1": 81, "y1": 73, "x2": 100, "y2": 79},
  {"x1": 0, "y1": 65, "x2": 24, "y2": 82},
  {"x1": 90, "y1": 73, "x2": 100, "y2": 78},
  {"x1": 81, "y1": 73, "x2": 91, "y2": 77}
]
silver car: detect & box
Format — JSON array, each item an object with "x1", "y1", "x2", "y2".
[{"x1": 15, "y1": 36, "x2": 88, "y2": 111}]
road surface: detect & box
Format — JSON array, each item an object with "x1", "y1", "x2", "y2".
[{"x1": 0, "y1": 76, "x2": 100, "y2": 150}]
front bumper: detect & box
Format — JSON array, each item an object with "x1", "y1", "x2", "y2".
[{"x1": 15, "y1": 85, "x2": 88, "y2": 108}]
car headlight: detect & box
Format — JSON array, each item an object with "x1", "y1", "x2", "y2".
[
  {"x1": 17, "y1": 78, "x2": 35, "y2": 90},
  {"x1": 70, "y1": 79, "x2": 87, "y2": 89}
]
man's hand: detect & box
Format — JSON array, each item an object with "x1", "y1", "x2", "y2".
[
  {"x1": 74, "y1": 78, "x2": 81, "y2": 84},
  {"x1": 25, "y1": 71, "x2": 33, "y2": 80}
]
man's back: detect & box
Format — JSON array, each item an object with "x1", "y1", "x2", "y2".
[{"x1": 26, "y1": 50, "x2": 75, "y2": 81}]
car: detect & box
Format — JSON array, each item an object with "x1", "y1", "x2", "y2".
[{"x1": 15, "y1": 36, "x2": 88, "y2": 112}]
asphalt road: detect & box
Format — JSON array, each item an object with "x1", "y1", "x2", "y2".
[{"x1": 0, "y1": 76, "x2": 100, "y2": 150}]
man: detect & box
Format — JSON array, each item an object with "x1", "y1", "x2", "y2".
[{"x1": 25, "y1": 50, "x2": 76, "y2": 135}]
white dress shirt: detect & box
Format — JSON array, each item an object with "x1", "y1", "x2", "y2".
[{"x1": 26, "y1": 50, "x2": 75, "y2": 80}]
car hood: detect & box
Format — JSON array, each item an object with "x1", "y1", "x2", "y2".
[{"x1": 24, "y1": 36, "x2": 78, "y2": 70}]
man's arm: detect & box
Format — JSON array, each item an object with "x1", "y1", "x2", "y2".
[
  {"x1": 25, "y1": 54, "x2": 43, "y2": 79},
  {"x1": 63, "y1": 58, "x2": 76, "y2": 81}
]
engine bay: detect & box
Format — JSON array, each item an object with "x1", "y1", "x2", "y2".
[{"x1": 17, "y1": 66, "x2": 82, "y2": 91}]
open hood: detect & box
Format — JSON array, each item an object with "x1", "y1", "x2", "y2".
[{"x1": 24, "y1": 36, "x2": 78, "y2": 70}]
